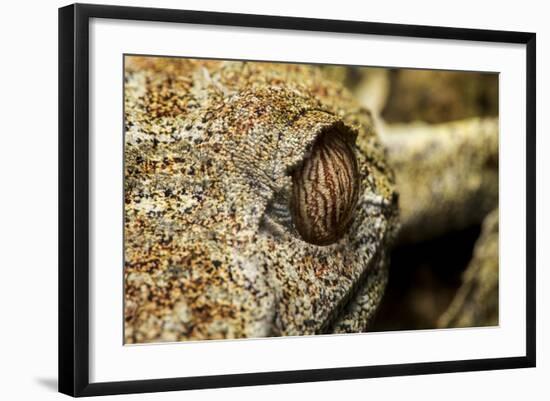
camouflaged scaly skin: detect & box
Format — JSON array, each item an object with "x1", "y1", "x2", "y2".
[{"x1": 124, "y1": 57, "x2": 398, "y2": 343}]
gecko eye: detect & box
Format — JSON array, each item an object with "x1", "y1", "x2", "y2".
[{"x1": 290, "y1": 129, "x2": 360, "y2": 246}]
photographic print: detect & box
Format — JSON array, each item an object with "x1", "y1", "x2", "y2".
[
  {"x1": 59, "y1": 5, "x2": 536, "y2": 395},
  {"x1": 123, "y1": 56, "x2": 499, "y2": 344}
]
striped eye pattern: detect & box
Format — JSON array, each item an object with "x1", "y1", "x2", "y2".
[{"x1": 291, "y1": 130, "x2": 360, "y2": 246}]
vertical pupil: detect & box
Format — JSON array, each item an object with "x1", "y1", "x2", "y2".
[{"x1": 291, "y1": 129, "x2": 360, "y2": 246}]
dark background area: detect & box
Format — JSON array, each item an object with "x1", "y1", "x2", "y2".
[{"x1": 371, "y1": 224, "x2": 481, "y2": 331}]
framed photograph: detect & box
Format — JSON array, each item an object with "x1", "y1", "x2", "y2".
[{"x1": 58, "y1": 3, "x2": 536, "y2": 397}]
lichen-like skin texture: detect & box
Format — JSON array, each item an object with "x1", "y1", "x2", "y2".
[{"x1": 124, "y1": 57, "x2": 398, "y2": 343}]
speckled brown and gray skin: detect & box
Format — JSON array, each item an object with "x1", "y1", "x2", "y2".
[
  {"x1": 437, "y1": 208, "x2": 499, "y2": 328},
  {"x1": 124, "y1": 57, "x2": 398, "y2": 343},
  {"x1": 381, "y1": 118, "x2": 499, "y2": 244}
]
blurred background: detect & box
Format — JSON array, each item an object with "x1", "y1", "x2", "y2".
[{"x1": 328, "y1": 67, "x2": 499, "y2": 331}]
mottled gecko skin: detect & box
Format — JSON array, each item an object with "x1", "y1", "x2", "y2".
[{"x1": 124, "y1": 57, "x2": 398, "y2": 343}]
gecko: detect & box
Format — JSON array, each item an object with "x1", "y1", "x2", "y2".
[{"x1": 123, "y1": 57, "x2": 498, "y2": 343}]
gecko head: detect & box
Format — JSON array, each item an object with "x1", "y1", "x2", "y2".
[{"x1": 124, "y1": 58, "x2": 398, "y2": 342}]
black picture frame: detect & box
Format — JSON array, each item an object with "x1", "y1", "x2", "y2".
[{"x1": 59, "y1": 3, "x2": 536, "y2": 397}]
